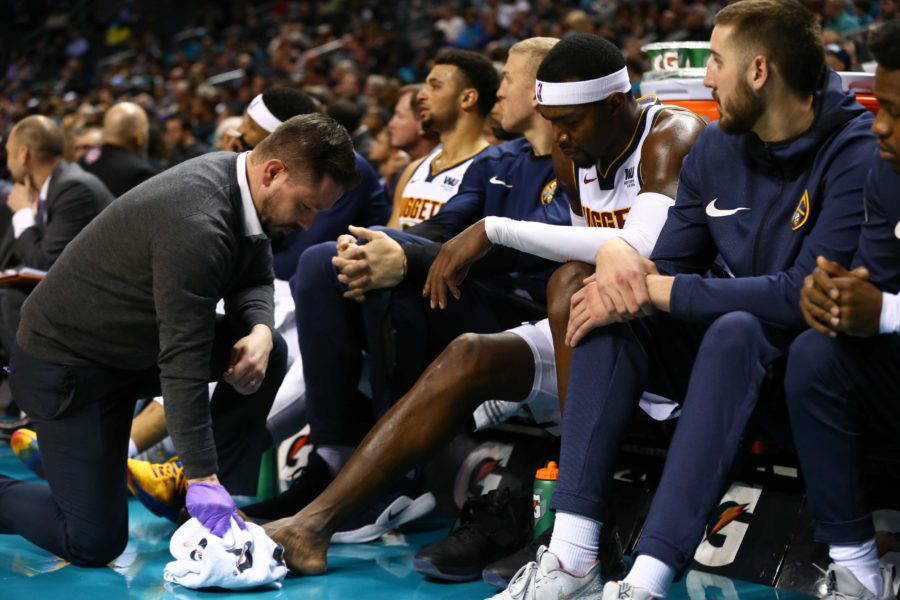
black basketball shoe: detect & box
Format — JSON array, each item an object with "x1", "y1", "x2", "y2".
[{"x1": 413, "y1": 487, "x2": 534, "y2": 582}]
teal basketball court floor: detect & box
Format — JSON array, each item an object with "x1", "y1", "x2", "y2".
[{"x1": 0, "y1": 443, "x2": 814, "y2": 599}]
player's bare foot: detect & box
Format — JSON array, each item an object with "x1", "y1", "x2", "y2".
[{"x1": 264, "y1": 517, "x2": 330, "y2": 575}]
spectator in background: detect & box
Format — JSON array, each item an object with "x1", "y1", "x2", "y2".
[
  {"x1": 214, "y1": 116, "x2": 243, "y2": 151},
  {"x1": 825, "y1": 0, "x2": 863, "y2": 33},
  {"x1": 0, "y1": 116, "x2": 113, "y2": 421},
  {"x1": 80, "y1": 102, "x2": 159, "y2": 197},
  {"x1": 69, "y1": 127, "x2": 102, "y2": 163},
  {"x1": 826, "y1": 42, "x2": 853, "y2": 70},
  {"x1": 163, "y1": 112, "x2": 208, "y2": 167}
]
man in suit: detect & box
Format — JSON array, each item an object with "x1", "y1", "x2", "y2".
[
  {"x1": 1, "y1": 115, "x2": 113, "y2": 363},
  {"x1": 0, "y1": 114, "x2": 358, "y2": 567},
  {"x1": 80, "y1": 102, "x2": 159, "y2": 197}
]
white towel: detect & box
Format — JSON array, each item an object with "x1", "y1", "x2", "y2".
[{"x1": 164, "y1": 517, "x2": 288, "y2": 590}]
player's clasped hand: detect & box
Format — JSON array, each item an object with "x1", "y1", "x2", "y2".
[
  {"x1": 593, "y1": 238, "x2": 657, "y2": 319},
  {"x1": 332, "y1": 225, "x2": 406, "y2": 302},
  {"x1": 800, "y1": 256, "x2": 882, "y2": 338},
  {"x1": 423, "y1": 220, "x2": 492, "y2": 309}
]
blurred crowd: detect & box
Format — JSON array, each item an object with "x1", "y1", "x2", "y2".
[{"x1": 1, "y1": 0, "x2": 896, "y2": 179}]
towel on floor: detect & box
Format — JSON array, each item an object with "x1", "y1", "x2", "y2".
[{"x1": 164, "y1": 517, "x2": 288, "y2": 590}]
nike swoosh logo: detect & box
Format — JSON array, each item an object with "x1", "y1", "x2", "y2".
[
  {"x1": 584, "y1": 175, "x2": 597, "y2": 184},
  {"x1": 706, "y1": 199, "x2": 750, "y2": 218},
  {"x1": 895, "y1": 221, "x2": 900, "y2": 240},
  {"x1": 489, "y1": 176, "x2": 513, "y2": 188}
]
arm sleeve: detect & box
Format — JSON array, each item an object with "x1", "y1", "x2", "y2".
[
  {"x1": 880, "y1": 292, "x2": 900, "y2": 334},
  {"x1": 668, "y1": 138, "x2": 872, "y2": 329},
  {"x1": 152, "y1": 216, "x2": 232, "y2": 479},
  {"x1": 484, "y1": 192, "x2": 673, "y2": 263},
  {"x1": 13, "y1": 180, "x2": 102, "y2": 271}
]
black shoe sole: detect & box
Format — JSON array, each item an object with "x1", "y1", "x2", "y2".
[{"x1": 413, "y1": 558, "x2": 483, "y2": 582}]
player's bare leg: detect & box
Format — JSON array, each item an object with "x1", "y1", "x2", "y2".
[
  {"x1": 265, "y1": 332, "x2": 534, "y2": 573},
  {"x1": 547, "y1": 261, "x2": 593, "y2": 410}
]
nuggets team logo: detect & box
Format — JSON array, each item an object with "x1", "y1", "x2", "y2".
[
  {"x1": 791, "y1": 189, "x2": 811, "y2": 231},
  {"x1": 536, "y1": 82, "x2": 543, "y2": 103},
  {"x1": 540, "y1": 179, "x2": 558, "y2": 205}
]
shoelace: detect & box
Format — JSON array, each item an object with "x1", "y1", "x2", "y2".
[{"x1": 505, "y1": 560, "x2": 540, "y2": 598}]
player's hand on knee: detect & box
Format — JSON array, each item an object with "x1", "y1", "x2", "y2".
[
  {"x1": 224, "y1": 325, "x2": 271, "y2": 395},
  {"x1": 424, "y1": 220, "x2": 492, "y2": 310},
  {"x1": 566, "y1": 278, "x2": 618, "y2": 347},
  {"x1": 595, "y1": 238, "x2": 656, "y2": 318}
]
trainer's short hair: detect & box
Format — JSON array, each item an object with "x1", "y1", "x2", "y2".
[
  {"x1": 12, "y1": 115, "x2": 65, "y2": 162},
  {"x1": 714, "y1": 0, "x2": 823, "y2": 96},
  {"x1": 535, "y1": 33, "x2": 625, "y2": 84},
  {"x1": 433, "y1": 49, "x2": 500, "y2": 119},
  {"x1": 253, "y1": 113, "x2": 360, "y2": 190},
  {"x1": 260, "y1": 88, "x2": 318, "y2": 121},
  {"x1": 869, "y1": 19, "x2": 900, "y2": 70}
]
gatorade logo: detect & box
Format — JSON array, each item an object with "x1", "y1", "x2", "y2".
[{"x1": 694, "y1": 484, "x2": 762, "y2": 568}]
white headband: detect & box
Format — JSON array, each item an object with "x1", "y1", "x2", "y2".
[
  {"x1": 535, "y1": 67, "x2": 632, "y2": 106},
  {"x1": 247, "y1": 94, "x2": 283, "y2": 133}
]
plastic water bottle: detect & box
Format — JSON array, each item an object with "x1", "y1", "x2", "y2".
[{"x1": 533, "y1": 461, "x2": 558, "y2": 538}]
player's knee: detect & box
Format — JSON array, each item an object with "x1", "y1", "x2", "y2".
[
  {"x1": 440, "y1": 333, "x2": 498, "y2": 383},
  {"x1": 547, "y1": 261, "x2": 593, "y2": 323},
  {"x1": 702, "y1": 311, "x2": 765, "y2": 355},
  {"x1": 293, "y1": 241, "x2": 338, "y2": 297},
  {"x1": 784, "y1": 329, "x2": 843, "y2": 400}
]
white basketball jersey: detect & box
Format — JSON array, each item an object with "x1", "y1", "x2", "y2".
[
  {"x1": 574, "y1": 100, "x2": 673, "y2": 229},
  {"x1": 397, "y1": 146, "x2": 483, "y2": 229}
]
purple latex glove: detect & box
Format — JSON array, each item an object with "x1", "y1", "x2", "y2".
[{"x1": 185, "y1": 482, "x2": 246, "y2": 537}]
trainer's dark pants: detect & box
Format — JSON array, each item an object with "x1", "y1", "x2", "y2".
[
  {"x1": 785, "y1": 330, "x2": 900, "y2": 544},
  {"x1": 0, "y1": 319, "x2": 287, "y2": 566},
  {"x1": 552, "y1": 311, "x2": 793, "y2": 572},
  {"x1": 293, "y1": 233, "x2": 533, "y2": 447}
]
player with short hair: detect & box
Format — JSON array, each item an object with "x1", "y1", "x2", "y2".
[
  {"x1": 786, "y1": 18, "x2": 900, "y2": 600},
  {"x1": 522, "y1": 2, "x2": 876, "y2": 599},
  {"x1": 259, "y1": 33, "x2": 705, "y2": 581}
]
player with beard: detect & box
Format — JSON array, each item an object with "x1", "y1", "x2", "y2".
[
  {"x1": 785, "y1": 19, "x2": 900, "y2": 600},
  {"x1": 256, "y1": 33, "x2": 705, "y2": 579},
  {"x1": 0, "y1": 115, "x2": 358, "y2": 566},
  {"x1": 387, "y1": 50, "x2": 496, "y2": 229},
  {"x1": 491, "y1": 1, "x2": 875, "y2": 599}
]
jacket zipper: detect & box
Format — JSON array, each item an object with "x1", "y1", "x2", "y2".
[{"x1": 751, "y1": 143, "x2": 784, "y2": 276}]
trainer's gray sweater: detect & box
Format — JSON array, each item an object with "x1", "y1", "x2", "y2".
[{"x1": 18, "y1": 152, "x2": 275, "y2": 478}]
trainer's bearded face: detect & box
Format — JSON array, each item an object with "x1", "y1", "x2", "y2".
[
  {"x1": 257, "y1": 166, "x2": 344, "y2": 237},
  {"x1": 705, "y1": 24, "x2": 766, "y2": 135},
  {"x1": 535, "y1": 68, "x2": 632, "y2": 168}
]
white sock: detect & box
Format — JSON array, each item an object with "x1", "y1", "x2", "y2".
[
  {"x1": 831, "y1": 539, "x2": 883, "y2": 597},
  {"x1": 548, "y1": 511, "x2": 601, "y2": 576},
  {"x1": 624, "y1": 554, "x2": 675, "y2": 599},
  {"x1": 128, "y1": 438, "x2": 138, "y2": 458},
  {"x1": 315, "y1": 445, "x2": 355, "y2": 477}
]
